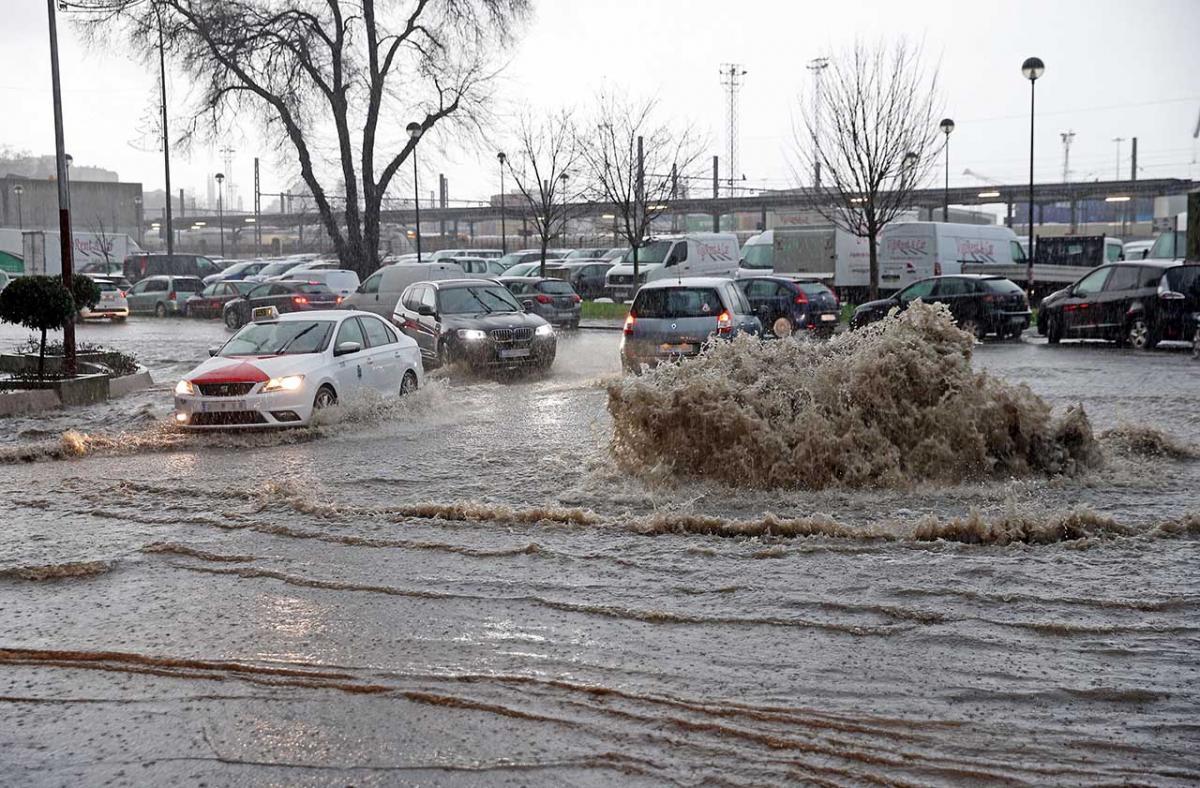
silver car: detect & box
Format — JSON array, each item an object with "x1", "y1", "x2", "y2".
[
  {"x1": 125, "y1": 275, "x2": 203, "y2": 316},
  {"x1": 620, "y1": 277, "x2": 761, "y2": 372}
]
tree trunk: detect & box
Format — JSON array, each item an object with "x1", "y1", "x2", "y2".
[
  {"x1": 867, "y1": 230, "x2": 879, "y2": 301},
  {"x1": 39, "y1": 327, "x2": 46, "y2": 381},
  {"x1": 539, "y1": 236, "x2": 549, "y2": 278},
  {"x1": 632, "y1": 245, "x2": 640, "y2": 295}
]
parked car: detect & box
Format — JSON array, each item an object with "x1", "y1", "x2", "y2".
[
  {"x1": 620, "y1": 277, "x2": 761, "y2": 372},
  {"x1": 222, "y1": 281, "x2": 342, "y2": 329},
  {"x1": 174, "y1": 310, "x2": 422, "y2": 429},
  {"x1": 496, "y1": 249, "x2": 568, "y2": 271},
  {"x1": 499, "y1": 277, "x2": 582, "y2": 328},
  {"x1": 184, "y1": 280, "x2": 256, "y2": 319},
  {"x1": 850, "y1": 274, "x2": 1031, "y2": 339},
  {"x1": 544, "y1": 260, "x2": 615, "y2": 299},
  {"x1": 343, "y1": 261, "x2": 465, "y2": 318},
  {"x1": 1037, "y1": 262, "x2": 1199, "y2": 350},
  {"x1": 204, "y1": 260, "x2": 270, "y2": 285},
  {"x1": 79, "y1": 276, "x2": 128, "y2": 321},
  {"x1": 737, "y1": 276, "x2": 840, "y2": 337},
  {"x1": 125, "y1": 275, "x2": 204, "y2": 316},
  {"x1": 280, "y1": 268, "x2": 360, "y2": 297},
  {"x1": 393, "y1": 278, "x2": 556, "y2": 370},
  {"x1": 430, "y1": 249, "x2": 503, "y2": 261},
  {"x1": 123, "y1": 253, "x2": 223, "y2": 284}
]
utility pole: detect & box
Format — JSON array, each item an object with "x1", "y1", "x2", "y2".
[
  {"x1": 1130, "y1": 137, "x2": 1138, "y2": 182},
  {"x1": 806, "y1": 57, "x2": 829, "y2": 188},
  {"x1": 1060, "y1": 130, "x2": 1075, "y2": 182},
  {"x1": 1112, "y1": 137, "x2": 1125, "y2": 180},
  {"x1": 156, "y1": 3, "x2": 173, "y2": 259},
  {"x1": 45, "y1": 0, "x2": 75, "y2": 375},
  {"x1": 719, "y1": 63, "x2": 746, "y2": 198},
  {"x1": 711, "y1": 155, "x2": 719, "y2": 232},
  {"x1": 253, "y1": 157, "x2": 261, "y2": 255}
]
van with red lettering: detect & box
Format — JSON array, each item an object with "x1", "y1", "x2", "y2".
[
  {"x1": 880, "y1": 222, "x2": 1027, "y2": 291},
  {"x1": 605, "y1": 233, "x2": 740, "y2": 301}
]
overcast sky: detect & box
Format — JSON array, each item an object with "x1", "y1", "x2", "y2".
[{"x1": 2, "y1": 0, "x2": 1198, "y2": 210}]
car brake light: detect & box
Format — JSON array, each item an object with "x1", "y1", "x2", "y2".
[
  {"x1": 535, "y1": 294, "x2": 553, "y2": 304},
  {"x1": 336, "y1": 295, "x2": 344, "y2": 304},
  {"x1": 293, "y1": 296, "x2": 308, "y2": 305},
  {"x1": 118, "y1": 291, "x2": 126, "y2": 298},
  {"x1": 717, "y1": 310, "x2": 733, "y2": 333},
  {"x1": 168, "y1": 291, "x2": 176, "y2": 300},
  {"x1": 573, "y1": 294, "x2": 582, "y2": 303},
  {"x1": 793, "y1": 291, "x2": 808, "y2": 305},
  {"x1": 623, "y1": 313, "x2": 636, "y2": 334}
]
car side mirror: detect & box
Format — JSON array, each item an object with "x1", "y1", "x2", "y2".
[
  {"x1": 416, "y1": 304, "x2": 435, "y2": 317},
  {"x1": 522, "y1": 300, "x2": 534, "y2": 312},
  {"x1": 207, "y1": 345, "x2": 220, "y2": 357},
  {"x1": 334, "y1": 341, "x2": 362, "y2": 356}
]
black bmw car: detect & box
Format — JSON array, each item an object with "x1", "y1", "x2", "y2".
[
  {"x1": 393, "y1": 279, "x2": 557, "y2": 370},
  {"x1": 851, "y1": 274, "x2": 1031, "y2": 339}
]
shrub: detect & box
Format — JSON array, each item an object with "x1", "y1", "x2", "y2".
[{"x1": 72, "y1": 276, "x2": 101, "y2": 313}]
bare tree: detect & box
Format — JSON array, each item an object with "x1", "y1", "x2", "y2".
[
  {"x1": 502, "y1": 111, "x2": 586, "y2": 276},
  {"x1": 797, "y1": 40, "x2": 942, "y2": 300},
  {"x1": 582, "y1": 93, "x2": 705, "y2": 283},
  {"x1": 78, "y1": 0, "x2": 528, "y2": 279}
]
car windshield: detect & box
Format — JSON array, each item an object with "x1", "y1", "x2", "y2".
[
  {"x1": 258, "y1": 261, "x2": 299, "y2": 277},
  {"x1": 634, "y1": 287, "x2": 724, "y2": 319},
  {"x1": 221, "y1": 320, "x2": 335, "y2": 356},
  {"x1": 1147, "y1": 231, "x2": 1184, "y2": 260},
  {"x1": 438, "y1": 284, "x2": 521, "y2": 314},
  {"x1": 796, "y1": 282, "x2": 832, "y2": 296},
  {"x1": 1164, "y1": 266, "x2": 1200, "y2": 297},
  {"x1": 538, "y1": 280, "x2": 575, "y2": 295},
  {"x1": 497, "y1": 253, "x2": 524, "y2": 269},
  {"x1": 623, "y1": 241, "x2": 671, "y2": 265},
  {"x1": 92, "y1": 279, "x2": 117, "y2": 292},
  {"x1": 741, "y1": 242, "x2": 773, "y2": 269},
  {"x1": 982, "y1": 278, "x2": 1024, "y2": 294}
]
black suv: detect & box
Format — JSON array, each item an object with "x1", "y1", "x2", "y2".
[
  {"x1": 850, "y1": 274, "x2": 1031, "y2": 339},
  {"x1": 393, "y1": 279, "x2": 556, "y2": 370},
  {"x1": 1037, "y1": 262, "x2": 1200, "y2": 350},
  {"x1": 124, "y1": 253, "x2": 223, "y2": 284}
]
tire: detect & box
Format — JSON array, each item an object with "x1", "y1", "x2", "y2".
[
  {"x1": 400, "y1": 370, "x2": 418, "y2": 396},
  {"x1": 313, "y1": 385, "x2": 337, "y2": 409},
  {"x1": 1047, "y1": 315, "x2": 1063, "y2": 344},
  {"x1": 772, "y1": 317, "x2": 794, "y2": 338},
  {"x1": 224, "y1": 310, "x2": 243, "y2": 330},
  {"x1": 154, "y1": 302, "x2": 167, "y2": 318},
  {"x1": 1126, "y1": 316, "x2": 1157, "y2": 351}
]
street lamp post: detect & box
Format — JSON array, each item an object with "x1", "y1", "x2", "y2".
[
  {"x1": 45, "y1": 0, "x2": 76, "y2": 375},
  {"x1": 1022, "y1": 56, "x2": 1045, "y2": 294},
  {"x1": 406, "y1": 121, "x2": 423, "y2": 262},
  {"x1": 134, "y1": 196, "x2": 142, "y2": 245},
  {"x1": 214, "y1": 172, "x2": 225, "y2": 257},
  {"x1": 939, "y1": 118, "x2": 955, "y2": 222},
  {"x1": 558, "y1": 171, "x2": 569, "y2": 245},
  {"x1": 13, "y1": 184, "x2": 23, "y2": 230},
  {"x1": 497, "y1": 152, "x2": 507, "y2": 254}
]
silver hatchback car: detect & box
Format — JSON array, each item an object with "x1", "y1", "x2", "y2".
[{"x1": 620, "y1": 277, "x2": 761, "y2": 371}]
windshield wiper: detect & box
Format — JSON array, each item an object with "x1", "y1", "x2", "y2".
[
  {"x1": 467, "y1": 290, "x2": 494, "y2": 313},
  {"x1": 273, "y1": 324, "x2": 319, "y2": 354}
]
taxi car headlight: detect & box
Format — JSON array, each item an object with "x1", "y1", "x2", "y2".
[
  {"x1": 535, "y1": 324, "x2": 554, "y2": 337},
  {"x1": 457, "y1": 329, "x2": 487, "y2": 341},
  {"x1": 175, "y1": 380, "x2": 194, "y2": 395},
  {"x1": 262, "y1": 374, "x2": 305, "y2": 393}
]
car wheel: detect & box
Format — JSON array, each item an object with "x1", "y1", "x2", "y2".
[
  {"x1": 1126, "y1": 316, "x2": 1157, "y2": 351},
  {"x1": 155, "y1": 302, "x2": 167, "y2": 318},
  {"x1": 224, "y1": 310, "x2": 243, "y2": 330},
  {"x1": 313, "y1": 385, "x2": 337, "y2": 409},
  {"x1": 400, "y1": 370, "x2": 418, "y2": 396},
  {"x1": 1047, "y1": 315, "x2": 1063, "y2": 344},
  {"x1": 772, "y1": 317, "x2": 794, "y2": 338}
]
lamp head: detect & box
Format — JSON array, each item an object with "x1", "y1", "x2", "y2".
[
  {"x1": 406, "y1": 122, "x2": 423, "y2": 140},
  {"x1": 1021, "y1": 57, "x2": 1045, "y2": 81},
  {"x1": 939, "y1": 118, "x2": 955, "y2": 135}
]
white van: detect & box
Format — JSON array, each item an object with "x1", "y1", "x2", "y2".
[
  {"x1": 879, "y1": 222, "x2": 1026, "y2": 290},
  {"x1": 604, "y1": 233, "x2": 740, "y2": 301},
  {"x1": 280, "y1": 268, "x2": 361, "y2": 297},
  {"x1": 342, "y1": 261, "x2": 465, "y2": 317}
]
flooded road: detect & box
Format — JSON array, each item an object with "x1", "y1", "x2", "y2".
[{"x1": 2, "y1": 318, "x2": 1199, "y2": 785}]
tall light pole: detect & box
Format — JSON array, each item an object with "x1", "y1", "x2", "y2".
[
  {"x1": 46, "y1": 0, "x2": 76, "y2": 375},
  {"x1": 806, "y1": 57, "x2": 829, "y2": 188},
  {"x1": 497, "y1": 151, "x2": 507, "y2": 254},
  {"x1": 1022, "y1": 56, "x2": 1045, "y2": 293},
  {"x1": 134, "y1": 196, "x2": 142, "y2": 245},
  {"x1": 214, "y1": 172, "x2": 225, "y2": 257},
  {"x1": 558, "y1": 171, "x2": 569, "y2": 246},
  {"x1": 939, "y1": 118, "x2": 955, "y2": 222},
  {"x1": 155, "y1": 3, "x2": 174, "y2": 258},
  {"x1": 13, "y1": 184, "x2": 23, "y2": 230},
  {"x1": 406, "y1": 122, "x2": 423, "y2": 262}
]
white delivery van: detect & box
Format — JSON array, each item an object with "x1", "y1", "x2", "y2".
[
  {"x1": 738, "y1": 225, "x2": 869, "y2": 288},
  {"x1": 879, "y1": 222, "x2": 1026, "y2": 290},
  {"x1": 605, "y1": 233, "x2": 740, "y2": 301},
  {"x1": 343, "y1": 261, "x2": 465, "y2": 317}
]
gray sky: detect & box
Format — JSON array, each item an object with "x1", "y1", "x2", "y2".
[{"x1": 2, "y1": 0, "x2": 1198, "y2": 209}]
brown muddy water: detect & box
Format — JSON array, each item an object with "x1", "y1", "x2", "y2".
[{"x1": 1, "y1": 317, "x2": 1198, "y2": 785}]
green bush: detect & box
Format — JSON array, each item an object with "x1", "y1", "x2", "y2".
[{"x1": 0, "y1": 276, "x2": 78, "y2": 380}]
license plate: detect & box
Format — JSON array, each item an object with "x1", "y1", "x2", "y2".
[
  {"x1": 1010, "y1": 316, "x2": 1026, "y2": 323},
  {"x1": 660, "y1": 343, "x2": 695, "y2": 354},
  {"x1": 499, "y1": 348, "x2": 530, "y2": 359},
  {"x1": 199, "y1": 400, "x2": 248, "y2": 412},
  {"x1": 820, "y1": 313, "x2": 836, "y2": 322}
]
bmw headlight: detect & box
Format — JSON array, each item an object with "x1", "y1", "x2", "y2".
[
  {"x1": 457, "y1": 329, "x2": 487, "y2": 341},
  {"x1": 262, "y1": 374, "x2": 305, "y2": 393},
  {"x1": 175, "y1": 380, "x2": 194, "y2": 395},
  {"x1": 535, "y1": 323, "x2": 554, "y2": 337}
]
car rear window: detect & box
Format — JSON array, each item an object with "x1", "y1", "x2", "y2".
[
  {"x1": 537, "y1": 280, "x2": 575, "y2": 295},
  {"x1": 796, "y1": 282, "x2": 832, "y2": 296},
  {"x1": 295, "y1": 283, "x2": 334, "y2": 294},
  {"x1": 1164, "y1": 266, "x2": 1200, "y2": 297},
  {"x1": 633, "y1": 287, "x2": 725, "y2": 319},
  {"x1": 173, "y1": 278, "x2": 202, "y2": 292},
  {"x1": 982, "y1": 278, "x2": 1024, "y2": 294},
  {"x1": 92, "y1": 280, "x2": 118, "y2": 292}
]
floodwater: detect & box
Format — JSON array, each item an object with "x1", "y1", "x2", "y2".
[{"x1": 1, "y1": 317, "x2": 1199, "y2": 785}]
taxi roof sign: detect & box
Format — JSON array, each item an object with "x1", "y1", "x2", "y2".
[{"x1": 251, "y1": 305, "x2": 280, "y2": 322}]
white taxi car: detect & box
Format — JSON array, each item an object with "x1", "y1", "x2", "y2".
[{"x1": 174, "y1": 308, "x2": 422, "y2": 428}]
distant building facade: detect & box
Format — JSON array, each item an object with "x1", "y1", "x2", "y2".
[{"x1": 1, "y1": 175, "x2": 143, "y2": 238}]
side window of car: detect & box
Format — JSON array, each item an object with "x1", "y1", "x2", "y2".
[
  {"x1": 744, "y1": 280, "x2": 773, "y2": 298},
  {"x1": 248, "y1": 284, "x2": 271, "y2": 300},
  {"x1": 147, "y1": 278, "x2": 168, "y2": 292},
  {"x1": 899, "y1": 279, "x2": 936, "y2": 303},
  {"x1": 1104, "y1": 266, "x2": 1140, "y2": 292},
  {"x1": 269, "y1": 284, "x2": 291, "y2": 296},
  {"x1": 336, "y1": 317, "x2": 366, "y2": 349},
  {"x1": 362, "y1": 317, "x2": 393, "y2": 347},
  {"x1": 1073, "y1": 267, "x2": 1111, "y2": 297},
  {"x1": 420, "y1": 287, "x2": 437, "y2": 311},
  {"x1": 1140, "y1": 267, "x2": 1165, "y2": 289},
  {"x1": 1010, "y1": 241, "x2": 1027, "y2": 262},
  {"x1": 129, "y1": 280, "x2": 148, "y2": 294},
  {"x1": 361, "y1": 272, "x2": 382, "y2": 295},
  {"x1": 935, "y1": 278, "x2": 969, "y2": 297}
]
